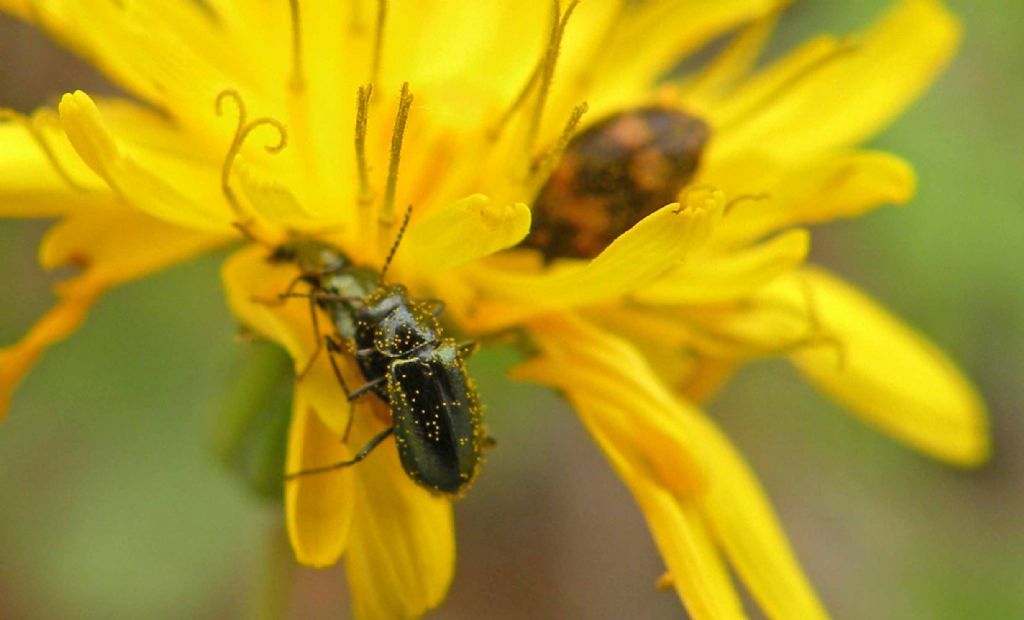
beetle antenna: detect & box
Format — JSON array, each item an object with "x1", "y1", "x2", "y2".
[{"x1": 380, "y1": 203, "x2": 412, "y2": 281}]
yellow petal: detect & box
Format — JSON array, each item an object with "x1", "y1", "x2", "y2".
[
  {"x1": 0, "y1": 276, "x2": 103, "y2": 421},
  {"x1": 0, "y1": 0, "x2": 30, "y2": 19},
  {"x1": 472, "y1": 197, "x2": 722, "y2": 309},
  {"x1": 513, "y1": 316, "x2": 704, "y2": 502},
  {"x1": 634, "y1": 229, "x2": 810, "y2": 305},
  {"x1": 0, "y1": 109, "x2": 110, "y2": 216},
  {"x1": 592, "y1": 422, "x2": 747, "y2": 620},
  {"x1": 387, "y1": 2, "x2": 546, "y2": 99},
  {"x1": 680, "y1": 10, "x2": 780, "y2": 106},
  {"x1": 7, "y1": 1, "x2": 281, "y2": 119},
  {"x1": 285, "y1": 394, "x2": 355, "y2": 567},
  {"x1": 707, "y1": 150, "x2": 916, "y2": 246},
  {"x1": 237, "y1": 162, "x2": 313, "y2": 226},
  {"x1": 519, "y1": 315, "x2": 826, "y2": 618},
  {"x1": 344, "y1": 412, "x2": 455, "y2": 620},
  {"x1": 584, "y1": 0, "x2": 782, "y2": 109},
  {"x1": 39, "y1": 206, "x2": 228, "y2": 277},
  {"x1": 712, "y1": 0, "x2": 961, "y2": 161},
  {"x1": 787, "y1": 268, "x2": 989, "y2": 465},
  {"x1": 402, "y1": 194, "x2": 530, "y2": 272},
  {"x1": 2, "y1": 208, "x2": 224, "y2": 421},
  {"x1": 59, "y1": 91, "x2": 234, "y2": 232},
  {"x1": 221, "y1": 246, "x2": 358, "y2": 434},
  {"x1": 693, "y1": 410, "x2": 829, "y2": 620},
  {"x1": 678, "y1": 356, "x2": 738, "y2": 404}
]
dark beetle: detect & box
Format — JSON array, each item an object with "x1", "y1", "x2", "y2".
[
  {"x1": 272, "y1": 238, "x2": 485, "y2": 496},
  {"x1": 521, "y1": 106, "x2": 710, "y2": 261}
]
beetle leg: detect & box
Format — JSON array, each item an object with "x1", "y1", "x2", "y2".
[
  {"x1": 482, "y1": 435, "x2": 497, "y2": 450},
  {"x1": 249, "y1": 274, "x2": 304, "y2": 306},
  {"x1": 295, "y1": 296, "x2": 323, "y2": 381},
  {"x1": 284, "y1": 426, "x2": 395, "y2": 480},
  {"x1": 276, "y1": 291, "x2": 364, "y2": 305},
  {"x1": 348, "y1": 376, "x2": 386, "y2": 401},
  {"x1": 323, "y1": 337, "x2": 353, "y2": 394},
  {"x1": 324, "y1": 337, "x2": 360, "y2": 442},
  {"x1": 276, "y1": 274, "x2": 305, "y2": 303},
  {"x1": 457, "y1": 341, "x2": 479, "y2": 357}
]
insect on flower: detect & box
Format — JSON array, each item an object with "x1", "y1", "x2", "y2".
[
  {"x1": 521, "y1": 106, "x2": 710, "y2": 260},
  {"x1": 217, "y1": 89, "x2": 486, "y2": 497},
  {"x1": 0, "y1": 1, "x2": 989, "y2": 617},
  {"x1": 268, "y1": 229, "x2": 486, "y2": 497}
]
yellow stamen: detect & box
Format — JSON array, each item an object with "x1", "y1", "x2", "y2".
[
  {"x1": 526, "y1": 0, "x2": 581, "y2": 151},
  {"x1": 371, "y1": 0, "x2": 388, "y2": 87},
  {"x1": 288, "y1": 0, "x2": 305, "y2": 91},
  {"x1": 1, "y1": 109, "x2": 96, "y2": 192},
  {"x1": 378, "y1": 82, "x2": 413, "y2": 254},
  {"x1": 215, "y1": 89, "x2": 289, "y2": 244},
  {"x1": 489, "y1": 0, "x2": 579, "y2": 143},
  {"x1": 355, "y1": 84, "x2": 375, "y2": 208},
  {"x1": 530, "y1": 101, "x2": 588, "y2": 183}
]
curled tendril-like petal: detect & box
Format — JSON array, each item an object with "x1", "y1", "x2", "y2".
[
  {"x1": 243, "y1": 118, "x2": 289, "y2": 154},
  {"x1": 215, "y1": 89, "x2": 289, "y2": 241}
]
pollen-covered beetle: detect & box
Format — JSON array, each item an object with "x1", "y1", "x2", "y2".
[
  {"x1": 522, "y1": 106, "x2": 710, "y2": 260},
  {"x1": 271, "y1": 234, "x2": 485, "y2": 496}
]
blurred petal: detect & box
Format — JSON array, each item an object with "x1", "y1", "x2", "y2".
[
  {"x1": 221, "y1": 246, "x2": 359, "y2": 434},
  {"x1": 679, "y1": 356, "x2": 739, "y2": 404},
  {"x1": 689, "y1": 409, "x2": 830, "y2": 620},
  {"x1": 59, "y1": 91, "x2": 234, "y2": 231},
  {"x1": 0, "y1": 109, "x2": 110, "y2": 216},
  {"x1": 344, "y1": 411, "x2": 455, "y2": 620},
  {"x1": 472, "y1": 197, "x2": 721, "y2": 309},
  {"x1": 1, "y1": 208, "x2": 224, "y2": 420},
  {"x1": 681, "y1": 11, "x2": 780, "y2": 106},
  {"x1": 707, "y1": 150, "x2": 916, "y2": 246},
  {"x1": 712, "y1": 0, "x2": 961, "y2": 161},
  {"x1": 3, "y1": 0, "x2": 281, "y2": 118},
  {"x1": 635, "y1": 229, "x2": 810, "y2": 305},
  {"x1": 786, "y1": 268, "x2": 989, "y2": 465},
  {"x1": 403, "y1": 194, "x2": 531, "y2": 272},
  {"x1": 0, "y1": 0, "x2": 29, "y2": 18},
  {"x1": 39, "y1": 206, "x2": 227, "y2": 276},
  {"x1": 586, "y1": 0, "x2": 782, "y2": 108},
  {"x1": 0, "y1": 276, "x2": 103, "y2": 421},
  {"x1": 592, "y1": 421, "x2": 746, "y2": 620},
  {"x1": 519, "y1": 315, "x2": 826, "y2": 619},
  {"x1": 285, "y1": 393, "x2": 355, "y2": 567},
  {"x1": 514, "y1": 315, "x2": 704, "y2": 501}
]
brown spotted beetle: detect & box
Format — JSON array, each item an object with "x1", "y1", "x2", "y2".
[
  {"x1": 521, "y1": 106, "x2": 710, "y2": 260},
  {"x1": 271, "y1": 219, "x2": 485, "y2": 496}
]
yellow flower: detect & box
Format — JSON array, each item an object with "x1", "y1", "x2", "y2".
[{"x1": 0, "y1": 1, "x2": 987, "y2": 619}]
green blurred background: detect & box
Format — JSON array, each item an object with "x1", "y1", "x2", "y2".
[{"x1": 0, "y1": 2, "x2": 1021, "y2": 618}]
